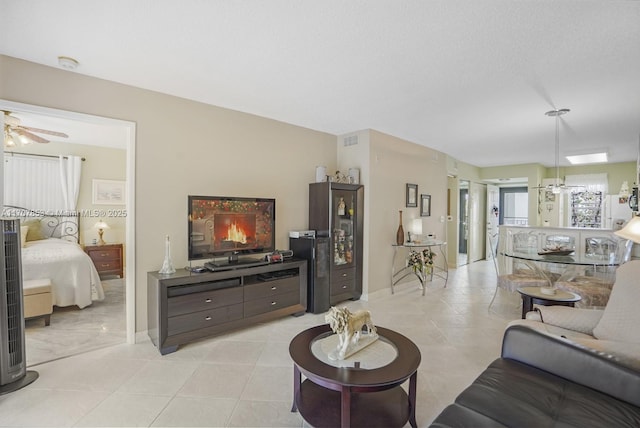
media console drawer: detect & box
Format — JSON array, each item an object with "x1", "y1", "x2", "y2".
[
  {"x1": 244, "y1": 276, "x2": 299, "y2": 301},
  {"x1": 168, "y1": 285, "x2": 242, "y2": 317},
  {"x1": 168, "y1": 304, "x2": 243, "y2": 336},
  {"x1": 148, "y1": 259, "x2": 307, "y2": 355},
  {"x1": 244, "y1": 291, "x2": 300, "y2": 318}
]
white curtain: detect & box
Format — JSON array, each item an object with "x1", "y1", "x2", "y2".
[
  {"x1": 565, "y1": 173, "x2": 608, "y2": 194},
  {"x1": 3, "y1": 154, "x2": 64, "y2": 211},
  {"x1": 59, "y1": 155, "x2": 82, "y2": 210}
]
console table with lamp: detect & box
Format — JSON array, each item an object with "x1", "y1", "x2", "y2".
[{"x1": 391, "y1": 220, "x2": 448, "y2": 295}]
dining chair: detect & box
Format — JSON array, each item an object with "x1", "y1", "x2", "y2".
[
  {"x1": 554, "y1": 238, "x2": 631, "y2": 308},
  {"x1": 488, "y1": 231, "x2": 550, "y2": 311}
]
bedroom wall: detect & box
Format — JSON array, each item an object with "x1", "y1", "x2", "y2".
[
  {"x1": 3, "y1": 142, "x2": 127, "y2": 246},
  {"x1": 1, "y1": 54, "x2": 337, "y2": 332}
]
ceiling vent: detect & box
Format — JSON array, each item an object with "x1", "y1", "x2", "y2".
[{"x1": 343, "y1": 135, "x2": 358, "y2": 147}]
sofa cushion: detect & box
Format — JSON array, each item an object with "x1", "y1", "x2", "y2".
[
  {"x1": 430, "y1": 403, "x2": 507, "y2": 427},
  {"x1": 508, "y1": 318, "x2": 596, "y2": 341},
  {"x1": 593, "y1": 260, "x2": 640, "y2": 344},
  {"x1": 430, "y1": 358, "x2": 640, "y2": 428}
]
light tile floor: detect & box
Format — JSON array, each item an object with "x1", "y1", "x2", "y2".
[
  {"x1": 24, "y1": 278, "x2": 127, "y2": 366},
  {"x1": 1, "y1": 260, "x2": 521, "y2": 427}
]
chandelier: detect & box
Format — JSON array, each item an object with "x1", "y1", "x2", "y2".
[{"x1": 544, "y1": 108, "x2": 570, "y2": 194}]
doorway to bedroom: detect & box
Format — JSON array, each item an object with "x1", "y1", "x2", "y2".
[{"x1": 1, "y1": 100, "x2": 135, "y2": 366}]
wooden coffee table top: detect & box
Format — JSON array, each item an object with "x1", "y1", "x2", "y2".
[{"x1": 289, "y1": 324, "x2": 421, "y2": 388}]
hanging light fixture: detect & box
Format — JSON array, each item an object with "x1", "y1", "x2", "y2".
[
  {"x1": 545, "y1": 108, "x2": 570, "y2": 194},
  {"x1": 3, "y1": 128, "x2": 14, "y2": 147}
]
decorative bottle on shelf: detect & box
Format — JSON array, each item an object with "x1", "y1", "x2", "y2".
[
  {"x1": 337, "y1": 197, "x2": 346, "y2": 216},
  {"x1": 159, "y1": 235, "x2": 176, "y2": 275},
  {"x1": 396, "y1": 210, "x2": 404, "y2": 245}
]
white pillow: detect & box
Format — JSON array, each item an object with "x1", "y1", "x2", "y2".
[
  {"x1": 593, "y1": 260, "x2": 640, "y2": 344},
  {"x1": 20, "y1": 225, "x2": 28, "y2": 247}
]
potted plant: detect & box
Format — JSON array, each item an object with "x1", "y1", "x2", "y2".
[{"x1": 407, "y1": 248, "x2": 436, "y2": 274}]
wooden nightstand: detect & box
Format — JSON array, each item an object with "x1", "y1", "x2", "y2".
[{"x1": 85, "y1": 243, "x2": 124, "y2": 278}]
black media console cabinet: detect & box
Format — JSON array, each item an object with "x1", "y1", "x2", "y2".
[{"x1": 147, "y1": 259, "x2": 307, "y2": 354}]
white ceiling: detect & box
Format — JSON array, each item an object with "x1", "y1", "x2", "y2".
[{"x1": 1, "y1": 1, "x2": 639, "y2": 168}]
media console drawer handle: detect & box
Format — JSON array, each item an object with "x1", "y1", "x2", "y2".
[
  {"x1": 341, "y1": 273, "x2": 347, "y2": 277},
  {"x1": 271, "y1": 301, "x2": 277, "y2": 306},
  {"x1": 205, "y1": 316, "x2": 212, "y2": 321},
  {"x1": 342, "y1": 285, "x2": 347, "y2": 289},
  {"x1": 205, "y1": 298, "x2": 212, "y2": 303},
  {"x1": 271, "y1": 286, "x2": 277, "y2": 290}
]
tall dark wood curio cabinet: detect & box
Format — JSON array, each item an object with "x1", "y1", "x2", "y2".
[{"x1": 309, "y1": 182, "x2": 364, "y2": 306}]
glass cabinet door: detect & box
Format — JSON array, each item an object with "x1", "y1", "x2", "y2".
[{"x1": 332, "y1": 189, "x2": 356, "y2": 268}]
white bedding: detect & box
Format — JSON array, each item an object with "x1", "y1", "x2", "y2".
[{"x1": 21, "y1": 238, "x2": 104, "y2": 309}]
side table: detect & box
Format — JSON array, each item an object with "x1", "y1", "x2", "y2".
[
  {"x1": 290, "y1": 324, "x2": 421, "y2": 428},
  {"x1": 517, "y1": 286, "x2": 581, "y2": 319},
  {"x1": 391, "y1": 241, "x2": 448, "y2": 295},
  {"x1": 85, "y1": 243, "x2": 124, "y2": 278}
]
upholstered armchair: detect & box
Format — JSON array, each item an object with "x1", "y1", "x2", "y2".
[{"x1": 509, "y1": 259, "x2": 640, "y2": 360}]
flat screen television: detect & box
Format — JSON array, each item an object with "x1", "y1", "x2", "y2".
[{"x1": 188, "y1": 195, "x2": 275, "y2": 268}]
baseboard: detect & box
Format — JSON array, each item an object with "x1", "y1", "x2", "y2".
[
  {"x1": 366, "y1": 279, "x2": 423, "y2": 301},
  {"x1": 135, "y1": 330, "x2": 149, "y2": 344}
]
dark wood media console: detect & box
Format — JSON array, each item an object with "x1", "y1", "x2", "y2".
[{"x1": 148, "y1": 259, "x2": 307, "y2": 355}]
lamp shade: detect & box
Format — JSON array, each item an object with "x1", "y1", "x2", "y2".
[
  {"x1": 614, "y1": 216, "x2": 640, "y2": 244},
  {"x1": 93, "y1": 220, "x2": 110, "y2": 230},
  {"x1": 411, "y1": 218, "x2": 423, "y2": 235}
]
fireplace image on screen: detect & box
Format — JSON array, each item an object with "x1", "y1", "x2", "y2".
[
  {"x1": 188, "y1": 196, "x2": 276, "y2": 267},
  {"x1": 215, "y1": 214, "x2": 257, "y2": 250}
]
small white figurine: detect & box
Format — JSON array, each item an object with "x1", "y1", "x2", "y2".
[{"x1": 325, "y1": 306, "x2": 378, "y2": 360}]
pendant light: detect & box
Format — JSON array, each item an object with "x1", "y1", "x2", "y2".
[{"x1": 545, "y1": 108, "x2": 570, "y2": 194}]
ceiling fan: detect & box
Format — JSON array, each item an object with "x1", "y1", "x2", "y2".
[{"x1": 3, "y1": 110, "x2": 69, "y2": 147}]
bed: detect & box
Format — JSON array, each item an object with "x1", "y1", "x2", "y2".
[{"x1": 4, "y1": 206, "x2": 104, "y2": 309}]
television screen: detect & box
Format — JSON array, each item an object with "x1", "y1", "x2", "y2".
[{"x1": 188, "y1": 195, "x2": 276, "y2": 262}]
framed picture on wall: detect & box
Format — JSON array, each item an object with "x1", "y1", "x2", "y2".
[
  {"x1": 92, "y1": 179, "x2": 126, "y2": 205},
  {"x1": 406, "y1": 183, "x2": 418, "y2": 207},
  {"x1": 420, "y1": 194, "x2": 431, "y2": 217}
]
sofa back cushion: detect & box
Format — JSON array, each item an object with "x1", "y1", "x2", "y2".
[{"x1": 593, "y1": 260, "x2": 640, "y2": 343}]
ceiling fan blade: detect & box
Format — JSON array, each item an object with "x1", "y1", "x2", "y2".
[
  {"x1": 14, "y1": 128, "x2": 50, "y2": 144},
  {"x1": 19, "y1": 126, "x2": 68, "y2": 138}
]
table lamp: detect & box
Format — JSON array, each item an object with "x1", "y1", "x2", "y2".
[
  {"x1": 93, "y1": 220, "x2": 110, "y2": 245},
  {"x1": 409, "y1": 219, "x2": 423, "y2": 243},
  {"x1": 614, "y1": 216, "x2": 640, "y2": 243}
]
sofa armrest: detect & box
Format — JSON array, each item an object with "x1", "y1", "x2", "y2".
[
  {"x1": 501, "y1": 324, "x2": 640, "y2": 407},
  {"x1": 524, "y1": 306, "x2": 604, "y2": 335}
]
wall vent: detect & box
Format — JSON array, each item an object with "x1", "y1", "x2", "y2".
[{"x1": 343, "y1": 135, "x2": 358, "y2": 147}]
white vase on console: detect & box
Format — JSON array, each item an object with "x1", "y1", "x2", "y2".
[{"x1": 159, "y1": 235, "x2": 176, "y2": 275}]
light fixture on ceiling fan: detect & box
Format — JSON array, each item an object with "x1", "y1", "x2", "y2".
[{"x1": 3, "y1": 111, "x2": 69, "y2": 147}]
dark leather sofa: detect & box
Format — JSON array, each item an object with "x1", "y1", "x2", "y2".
[{"x1": 430, "y1": 325, "x2": 640, "y2": 427}]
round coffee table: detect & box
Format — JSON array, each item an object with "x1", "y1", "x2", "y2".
[
  {"x1": 517, "y1": 286, "x2": 581, "y2": 318},
  {"x1": 289, "y1": 324, "x2": 421, "y2": 428}
]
